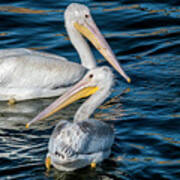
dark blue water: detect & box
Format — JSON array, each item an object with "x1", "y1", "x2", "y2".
[{"x1": 0, "y1": 0, "x2": 180, "y2": 179}]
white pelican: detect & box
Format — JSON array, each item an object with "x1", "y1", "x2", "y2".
[
  {"x1": 26, "y1": 66, "x2": 115, "y2": 171},
  {"x1": 0, "y1": 3, "x2": 130, "y2": 102}
]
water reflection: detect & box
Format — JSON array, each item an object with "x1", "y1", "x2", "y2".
[
  {"x1": 103, "y1": 4, "x2": 140, "y2": 12},
  {"x1": 0, "y1": 6, "x2": 63, "y2": 14}
]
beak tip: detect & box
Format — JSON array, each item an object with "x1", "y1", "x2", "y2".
[
  {"x1": 127, "y1": 78, "x2": 131, "y2": 83},
  {"x1": 25, "y1": 123, "x2": 29, "y2": 129}
]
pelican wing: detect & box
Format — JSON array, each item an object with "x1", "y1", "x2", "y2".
[
  {"x1": 49, "y1": 119, "x2": 114, "y2": 159},
  {"x1": 0, "y1": 48, "x2": 69, "y2": 59},
  {"x1": 0, "y1": 48, "x2": 87, "y2": 100}
]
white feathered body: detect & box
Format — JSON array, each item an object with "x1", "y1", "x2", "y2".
[
  {"x1": 48, "y1": 119, "x2": 114, "y2": 171},
  {"x1": 0, "y1": 48, "x2": 87, "y2": 101}
]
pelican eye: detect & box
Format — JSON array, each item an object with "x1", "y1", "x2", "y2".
[
  {"x1": 85, "y1": 14, "x2": 89, "y2": 18},
  {"x1": 89, "y1": 74, "x2": 93, "y2": 79}
]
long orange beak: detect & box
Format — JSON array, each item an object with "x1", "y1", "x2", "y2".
[
  {"x1": 26, "y1": 77, "x2": 99, "y2": 128},
  {"x1": 74, "y1": 15, "x2": 131, "y2": 83}
]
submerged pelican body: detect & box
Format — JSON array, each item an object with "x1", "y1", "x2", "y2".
[
  {"x1": 0, "y1": 3, "x2": 130, "y2": 102},
  {"x1": 26, "y1": 66, "x2": 115, "y2": 171}
]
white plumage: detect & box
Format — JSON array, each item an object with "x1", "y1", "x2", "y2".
[
  {"x1": 27, "y1": 66, "x2": 115, "y2": 171},
  {"x1": 0, "y1": 3, "x2": 130, "y2": 101},
  {"x1": 48, "y1": 118, "x2": 114, "y2": 171}
]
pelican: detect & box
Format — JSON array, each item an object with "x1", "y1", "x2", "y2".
[
  {"x1": 26, "y1": 66, "x2": 115, "y2": 171},
  {"x1": 0, "y1": 3, "x2": 130, "y2": 102}
]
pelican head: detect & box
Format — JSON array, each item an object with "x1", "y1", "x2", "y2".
[
  {"x1": 26, "y1": 66, "x2": 114, "y2": 127},
  {"x1": 65, "y1": 3, "x2": 91, "y2": 25},
  {"x1": 65, "y1": 3, "x2": 131, "y2": 83}
]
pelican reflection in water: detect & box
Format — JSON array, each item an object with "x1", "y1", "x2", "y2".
[
  {"x1": 0, "y1": 3, "x2": 130, "y2": 102},
  {"x1": 26, "y1": 66, "x2": 115, "y2": 171}
]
